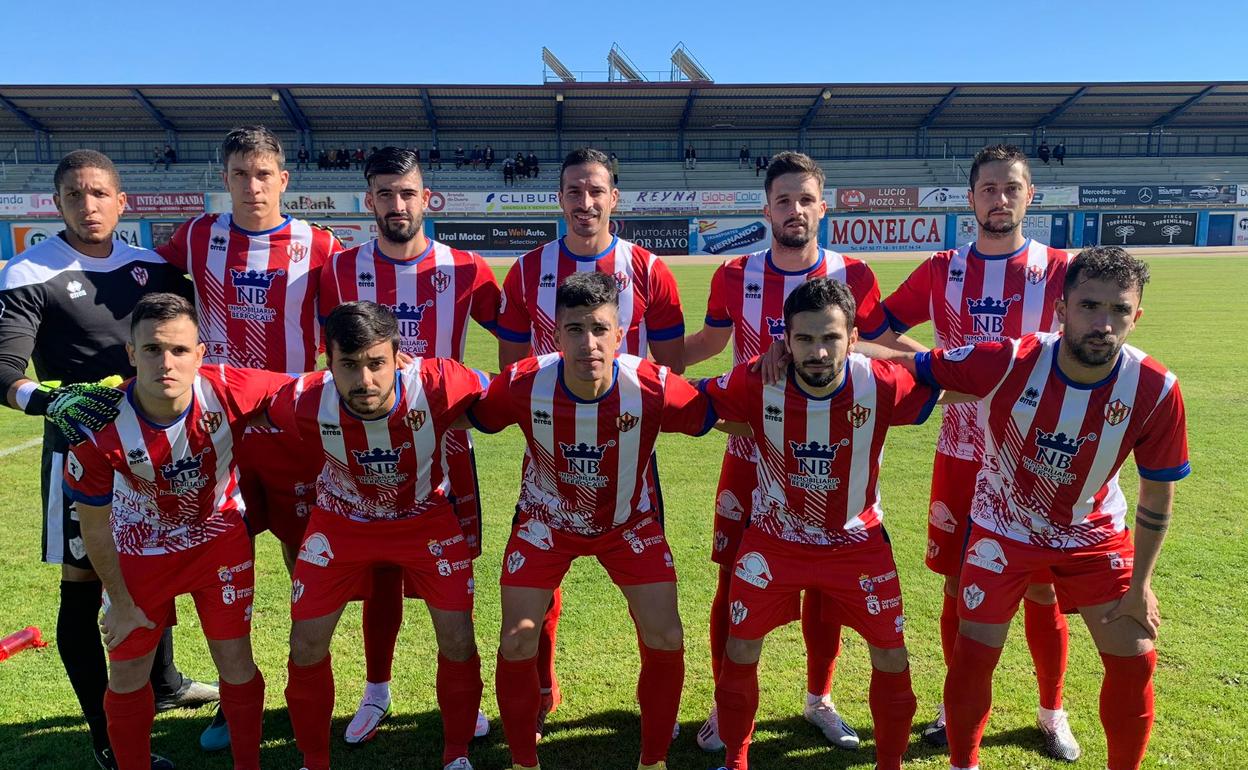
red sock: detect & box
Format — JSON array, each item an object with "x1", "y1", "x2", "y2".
[
  {"x1": 944, "y1": 635, "x2": 1003, "y2": 769},
  {"x1": 709, "y1": 568, "x2": 732, "y2": 685},
  {"x1": 285, "y1": 655, "x2": 334, "y2": 770},
  {"x1": 538, "y1": 588, "x2": 561, "y2": 696},
  {"x1": 1100, "y1": 649, "x2": 1157, "y2": 770},
  {"x1": 637, "y1": 645, "x2": 684, "y2": 765},
  {"x1": 363, "y1": 565, "x2": 404, "y2": 684},
  {"x1": 103, "y1": 683, "x2": 154, "y2": 770},
  {"x1": 801, "y1": 590, "x2": 840, "y2": 697},
  {"x1": 438, "y1": 652, "x2": 483, "y2": 764},
  {"x1": 939, "y1": 592, "x2": 960, "y2": 668},
  {"x1": 495, "y1": 653, "x2": 540, "y2": 767},
  {"x1": 219, "y1": 670, "x2": 266, "y2": 770},
  {"x1": 715, "y1": 658, "x2": 760, "y2": 770},
  {"x1": 1024, "y1": 597, "x2": 1068, "y2": 710},
  {"x1": 869, "y1": 666, "x2": 917, "y2": 770}
]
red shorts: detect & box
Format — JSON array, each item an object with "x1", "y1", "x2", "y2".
[
  {"x1": 499, "y1": 515, "x2": 676, "y2": 590},
  {"x1": 111, "y1": 525, "x2": 255, "y2": 661},
  {"x1": 238, "y1": 428, "x2": 318, "y2": 547},
  {"x1": 710, "y1": 452, "x2": 755, "y2": 566},
  {"x1": 957, "y1": 523, "x2": 1136, "y2": 624},
  {"x1": 447, "y1": 445, "x2": 483, "y2": 559},
  {"x1": 926, "y1": 453, "x2": 1055, "y2": 585},
  {"x1": 291, "y1": 506, "x2": 475, "y2": 621},
  {"x1": 727, "y1": 527, "x2": 906, "y2": 649}
]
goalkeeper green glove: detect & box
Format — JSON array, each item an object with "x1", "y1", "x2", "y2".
[{"x1": 25, "y1": 377, "x2": 125, "y2": 445}]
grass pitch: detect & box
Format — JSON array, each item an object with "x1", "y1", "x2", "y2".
[{"x1": 0, "y1": 255, "x2": 1244, "y2": 769}]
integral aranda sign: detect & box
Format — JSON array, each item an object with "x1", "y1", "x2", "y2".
[{"x1": 827, "y1": 214, "x2": 944, "y2": 252}]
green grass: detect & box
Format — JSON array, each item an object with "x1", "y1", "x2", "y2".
[{"x1": 0, "y1": 256, "x2": 1245, "y2": 769}]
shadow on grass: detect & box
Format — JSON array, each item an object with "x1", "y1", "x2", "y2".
[{"x1": 0, "y1": 707, "x2": 1066, "y2": 769}]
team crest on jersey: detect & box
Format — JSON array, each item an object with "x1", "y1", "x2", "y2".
[
  {"x1": 405, "y1": 409, "x2": 427, "y2": 432},
  {"x1": 729, "y1": 600, "x2": 748, "y2": 625},
  {"x1": 517, "y1": 518, "x2": 554, "y2": 550},
  {"x1": 217, "y1": 565, "x2": 233, "y2": 583},
  {"x1": 963, "y1": 582, "x2": 985, "y2": 610},
  {"x1": 714, "y1": 530, "x2": 729, "y2": 552},
  {"x1": 357, "y1": 271, "x2": 375, "y2": 288},
  {"x1": 506, "y1": 550, "x2": 526, "y2": 574},
  {"x1": 389, "y1": 301, "x2": 434, "y2": 355},
  {"x1": 539, "y1": 272, "x2": 556, "y2": 288},
  {"x1": 198, "y1": 411, "x2": 223, "y2": 434},
  {"x1": 436, "y1": 558, "x2": 452, "y2": 577},
  {"x1": 160, "y1": 449, "x2": 211, "y2": 494},
  {"x1": 613, "y1": 270, "x2": 630, "y2": 292},
  {"x1": 291, "y1": 579, "x2": 306, "y2": 604},
  {"x1": 859, "y1": 573, "x2": 875, "y2": 593},
  {"x1": 298, "y1": 532, "x2": 334, "y2": 566},
  {"x1": 1026, "y1": 265, "x2": 1045, "y2": 285},
  {"x1": 965, "y1": 295, "x2": 1019, "y2": 339},
  {"x1": 130, "y1": 266, "x2": 149, "y2": 286},
  {"x1": 1023, "y1": 429, "x2": 1097, "y2": 485},
  {"x1": 228, "y1": 269, "x2": 284, "y2": 322},
  {"x1": 210, "y1": 235, "x2": 228, "y2": 251},
  {"x1": 1104, "y1": 399, "x2": 1132, "y2": 427},
  {"x1": 351, "y1": 444, "x2": 412, "y2": 484},
  {"x1": 745, "y1": 282, "x2": 762, "y2": 299},
  {"x1": 734, "y1": 551, "x2": 773, "y2": 588},
  {"x1": 788, "y1": 439, "x2": 849, "y2": 491},
  {"x1": 431, "y1": 269, "x2": 452, "y2": 293},
  {"x1": 847, "y1": 403, "x2": 871, "y2": 428},
  {"x1": 616, "y1": 412, "x2": 638, "y2": 432},
  {"x1": 765, "y1": 316, "x2": 786, "y2": 340},
  {"x1": 558, "y1": 441, "x2": 615, "y2": 488},
  {"x1": 287, "y1": 242, "x2": 308, "y2": 263}
]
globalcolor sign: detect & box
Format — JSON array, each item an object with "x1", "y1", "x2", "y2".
[{"x1": 826, "y1": 214, "x2": 944, "y2": 252}]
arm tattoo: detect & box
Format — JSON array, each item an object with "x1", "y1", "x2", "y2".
[{"x1": 1135, "y1": 504, "x2": 1171, "y2": 532}]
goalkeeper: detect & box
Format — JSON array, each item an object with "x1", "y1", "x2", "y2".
[{"x1": 0, "y1": 149, "x2": 217, "y2": 769}]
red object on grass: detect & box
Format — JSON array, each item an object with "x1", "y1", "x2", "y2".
[{"x1": 0, "y1": 626, "x2": 47, "y2": 661}]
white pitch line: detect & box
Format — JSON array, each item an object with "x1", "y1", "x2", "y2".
[{"x1": 0, "y1": 437, "x2": 42, "y2": 458}]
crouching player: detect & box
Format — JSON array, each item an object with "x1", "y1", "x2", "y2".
[
  {"x1": 64, "y1": 293, "x2": 291, "y2": 770},
  {"x1": 467, "y1": 272, "x2": 719, "y2": 770},
  {"x1": 269, "y1": 301, "x2": 488, "y2": 770},
  {"x1": 699, "y1": 278, "x2": 936, "y2": 770}
]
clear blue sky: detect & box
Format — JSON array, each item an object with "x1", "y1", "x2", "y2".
[{"x1": 8, "y1": 0, "x2": 1247, "y2": 85}]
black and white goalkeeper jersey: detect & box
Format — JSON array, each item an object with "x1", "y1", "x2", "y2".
[{"x1": 0, "y1": 232, "x2": 192, "y2": 450}]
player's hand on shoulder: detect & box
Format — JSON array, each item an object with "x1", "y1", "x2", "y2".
[{"x1": 749, "y1": 339, "x2": 791, "y2": 385}]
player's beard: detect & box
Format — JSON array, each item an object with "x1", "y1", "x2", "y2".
[
  {"x1": 794, "y1": 356, "x2": 842, "y2": 389},
  {"x1": 977, "y1": 209, "x2": 1020, "y2": 235},
  {"x1": 346, "y1": 381, "x2": 395, "y2": 418},
  {"x1": 773, "y1": 218, "x2": 814, "y2": 249},
  {"x1": 1066, "y1": 332, "x2": 1122, "y2": 367},
  {"x1": 376, "y1": 211, "x2": 423, "y2": 243},
  {"x1": 67, "y1": 221, "x2": 114, "y2": 245}
]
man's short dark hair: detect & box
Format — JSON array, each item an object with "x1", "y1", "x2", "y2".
[
  {"x1": 782, "y1": 277, "x2": 858, "y2": 329},
  {"x1": 560, "y1": 147, "x2": 612, "y2": 189},
  {"x1": 969, "y1": 144, "x2": 1030, "y2": 189},
  {"x1": 764, "y1": 151, "x2": 827, "y2": 198},
  {"x1": 221, "y1": 125, "x2": 285, "y2": 168},
  {"x1": 130, "y1": 292, "x2": 198, "y2": 335},
  {"x1": 365, "y1": 146, "x2": 424, "y2": 186},
  {"x1": 1064, "y1": 246, "x2": 1150, "y2": 300},
  {"x1": 53, "y1": 150, "x2": 121, "y2": 194},
  {"x1": 324, "y1": 301, "x2": 400, "y2": 357},
  {"x1": 555, "y1": 271, "x2": 618, "y2": 317}
]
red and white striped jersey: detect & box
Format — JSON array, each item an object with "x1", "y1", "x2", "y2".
[
  {"x1": 157, "y1": 214, "x2": 340, "y2": 372},
  {"x1": 883, "y1": 239, "x2": 1071, "y2": 462},
  {"x1": 468, "y1": 353, "x2": 715, "y2": 536},
  {"x1": 63, "y1": 366, "x2": 291, "y2": 556},
  {"x1": 266, "y1": 358, "x2": 487, "y2": 522},
  {"x1": 916, "y1": 332, "x2": 1190, "y2": 548},
  {"x1": 496, "y1": 236, "x2": 684, "y2": 356},
  {"x1": 317, "y1": 238, "x2": 501, "y2": 359},
  {"x1": 702, "y1": 355, "x2": 938, "y2": 546},
  {"x1": 704, "y1": 247, "x2": 890, "y2": 462}
]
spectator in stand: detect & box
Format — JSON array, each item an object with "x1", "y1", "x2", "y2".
[
  {"x1": 755, "y1": 153, "x2": 768, "y2": 177},
  {"x1": 326, "y1": 149, "x2": 337, "y2": 170},
  {"x1": 503, "y1": 156, "x2": 515, "y2": 186},
  {"x1": 413, "y1": 147, "x2": 422, "y2": 166},
  {"x1": 318, "y1": 149, "x2": 329, "y2": 170},
  {"x1": 162, "y1": 145, "x2": 177, "y2": 170},
  {"x1": 1054, "y1": 141, "x2": 1066, "y2": 166},
  {"x1": 739, "y1": 145, "x2": 750, "y2": 168},
  {"x1": 515, "y1": 152, "x2": 527, "y2": 180},
  {"x1": 340, "y1": 147, "x2": 352, "y2": 170},
  {"x1": 297, "y1": 145, "x2": 310, "y2": 171},
  {"x1": 468, "y1": 145, "x2": 479, "y2": 170},
  {"x1": 684, "y1": 144, "x2": 697, "y2": 170},
  {"x1": 526, "y1": 151, "x2": 539, "y2": 178},
  {"x1": 151, "y1": 145, "x2": 163, "y2": 171},
  {"x1": 454, "y1": 145, "x2": 465, "y2": 169},
  {"x1": 610, "y1": 152, "x2": 620, "y2": 185},
  {"x1": 353, "y1": 147, "x2": 366, "y2": 170},
  {"x1": 484, "y1": 145, "x2": 495, "y2": 170},
  {"x1": 1037, "y1": 140, "x2": 1051, "y2": 165},
  {"x1": 429, "y1": 145, "x2": 442, "y2": 170}
]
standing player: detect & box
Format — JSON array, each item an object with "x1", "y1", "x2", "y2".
[
  {"x1": 881, "y1": 144, "x2": 1079, "y2": 757},
  {"x1": 700, "y1": 278, "x2": 936, "y2": 770},
  {"x1": 0, "y1": 150, "x2": 212, "y2": 769},
  {"x1": 64, "y1": 293, "x2": 292, "y2": 770},
  {"x1": 682, "y1": 151, "x2": 923, "y2": 751},
  {"x1": 865, "y1": 246, "x2": 1188, "y2": 770},
  {"x1": 274, "y1": 302, "x2": 488, "y2": 770},
  {"x1": 318, "y1": 147, "x2": 499, "y2": 744},
  {"x1": 495, "y1": 148, "x2": 686, "y2": 730},
  {"x1": 470, "y1": 272, "x2": 718, "y2": 770}
]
